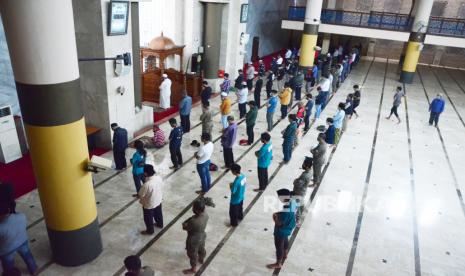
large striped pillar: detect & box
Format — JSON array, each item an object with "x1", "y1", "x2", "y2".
[
  {"x1": 299, "y1": 0, "x2": 323, "y2": 68},
  {"x1": 400, "y1": 0, "x2": 434, "y2": 83},
  {"x1": 0, "y1": 0, "x2": 102, "y2": 266}
]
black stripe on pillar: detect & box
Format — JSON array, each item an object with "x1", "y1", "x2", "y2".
[
  {"x1": 408, "y1": 32, "x2": 426, "y2": 43},
  {"x1": 47, "y1": 218, "x2": 102, "y2": 266},
  {"x1": 303, "y1": 23, "x2": 319, "y2": 35},
  {"x1": 400, "y1": 71, "x2": 415, "y2": 84},
  {"x1": 16, "y1": 78, "x2": 83, "y2": 127}
]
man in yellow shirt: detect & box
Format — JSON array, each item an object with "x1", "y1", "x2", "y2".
[
  {"x1": 220, "y1": 92, "x2": 232, "y2": 129},
  {"x1": 278, "y1": 83, "x2": 292, "y2": 119}
]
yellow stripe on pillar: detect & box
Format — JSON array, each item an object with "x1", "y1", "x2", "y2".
[
  {"x1": 299, "y1": 34, "x2": 318, "y2": 68},
  {"x1": 25, "y1": 117, "x2": 97, "y2": 231},
  {"x1": 402, "y1": 41, "x2": 421, "y2": 73}
]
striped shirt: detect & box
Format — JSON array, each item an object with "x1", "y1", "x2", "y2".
[
  {"x1": 220, "y1": 79, "x2": 231, "y2": 93},
  {"x1": 152, "y1": 129, "x2": 165, "y2": 147}
]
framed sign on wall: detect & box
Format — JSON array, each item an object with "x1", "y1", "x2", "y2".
[
  {"x1": 240, "y1": 4, "x2": 249, "y2": 23},
  {"x1": 108, "y1": 1, "x2": 130, "y2": 36}
]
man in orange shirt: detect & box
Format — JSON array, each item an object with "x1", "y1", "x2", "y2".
[
  {"x1": 220, "y1": 92, "x2": 232, "y2": 129},
  {"x1": 278, "y1": 83, "x2": 292, "y2": 119}
]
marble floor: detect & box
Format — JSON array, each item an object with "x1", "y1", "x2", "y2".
[{"x1": 8, "y1": 59, "x2": 465, "y2": 276}]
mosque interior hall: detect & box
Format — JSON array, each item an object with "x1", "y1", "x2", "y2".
[{"x1": 1, "y1": 0, "x2": 465, "y2": 275}]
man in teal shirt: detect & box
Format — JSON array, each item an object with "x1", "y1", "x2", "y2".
[
  {"x1": 281, "y1": 114, "x2": 297, "y2": 163},
  {"x1": 267, "y1": 188, "x2": 296, "y2": 269},
  {"x1": 254, "y1": 132, "x2": 273, "y2": 192},
  {"x1": 229, "y1": 164, "x2": 246, "y2": 227}
]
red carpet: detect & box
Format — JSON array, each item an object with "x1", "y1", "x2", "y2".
[
  {"x1": 154, "y1": 106, "x2": 179, "y2": 123},
  {"x1": 243, "y1": 49, "x2": 287, "y2": 72},
  {"x1": 0, "y1": 148, "x2": 107, "y2": 199}
]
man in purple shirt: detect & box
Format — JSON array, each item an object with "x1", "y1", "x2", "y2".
[{"x1": 221, "y1": 116, "x2": 237, "y2": 169}]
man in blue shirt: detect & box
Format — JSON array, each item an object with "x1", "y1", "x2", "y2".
[
  {"x1": 179, "y1": 92, "x2": 192, "y2": 133},
  {"x1": 333, "y1": 102, "x2": 346, "y2": 144},
  {"x1": 254, "y1": 133, "x2": 273, "y2": 192},
  {"x1": 429, "y1": 93, "x2": 445, "y2": 127},
  {"x1": 0, "y1": 203, "x2": 37, "y2": 275},
  {"x1": 266, "y1": 90, "x2": 278, "y2": 131},
  {"x1": 304, "y1": 93, "x2": 314, "y2": 131},
  {"x1": 229, "y1": 164, "x2": 246, "y2": 227},
  {"x1": 266, "y1": 188, "x2": 296, "y2": 269},
  {"x1": 281, "y1": 114, "x2": 297, "y2": 164},
  {"x1": 325, "y1": 117, "x2": 336, "y2": 146},
  {"x1": 168, "y1": 118, "x2": 183, "y2": 170}
]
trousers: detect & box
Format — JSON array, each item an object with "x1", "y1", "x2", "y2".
[
  {"x1": 274, "y1": 235, "x2": 289, "y2": 262},
  {"x1": 1, "y1": 241, "x2": 37, "y2": 275},
  {"x1": 180, "y1": 114, "x2": 191, "y2": 133},
  {"x1": 143, "y1": 204, "x2": 163, "y2": 233},
  {"x1": 132, "y1": 174, "x2": 145, "y2": 193},
  {"x1": 258, "y1": 167, "x2": 269, "y2": 190},
  {"x1": 246, "y1": 124, "x2": 254, "y2": 144},
  {"x1": 196, "y1": 161, "x2": 211, "y2": 192},
  {"x1": 229, "y1": 201, "x2": 244, "y2": 226},
  {"x1": 429, "y1": 112, "x2": 440, "y2": 126},
  {"x1": 239, "y1": 103, "x2": 247, "y2": 119},
  {"x1": 267, "y1": 112, "x2": 274, "y2": 131},
  {"x1": 283, "y1": 142, "x2": 292, "y2": 162},
  {"x1": 170, "y1": 146, "x2": 183, "y2": 168},
  {"x1": 281, "y1": 104, "x2": 288, "y2": 119},
  {"x1": 223, "y1": 147, "x2": 234, "y2": 168}
]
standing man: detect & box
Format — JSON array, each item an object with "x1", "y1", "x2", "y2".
[
  {"x1": 292, "y1": 157, "x2": 313, "y2": 224},
  {"x1": 245, "y1": 101, "x2": 258, "y2": 145},
  {"x1": 138, "y1": 165, "x2": 164, "y2": 234},
  {"x1": 182, "y1": 199, "x2": 209, "y2": 275},
  {"x1": 319, "y1": 75, "x2": 331, "y2": 110},
  {"x1": 200, "y1": 102, "x2": 213, "y2": 136},
  {"x1": 311, "y1": 133, "x2": 327, "y2": 186},
  {"x1": 254, "y1": 72, "x2": 264, "y2": 106},
  {"x1": 0, "y1": 203, "x2": 38, "y2": 275},
  {"x1": 254, "y1": 132, "x2": 273, "y2": 192},
  {"x1": 267, "y1": 90, "x2": 278, "y2": 131},
  {"x1": 279, "y1": 83, "x2": 292, "y2": 119},
  {"x1": 258, "y1": 60, "x2": 266, "y2": 77},
  {"x1": 282, "y1": 114, "x2": 297, "y2": 164},
  {"x1": 237, "y1": 82, "x2": 248, "y2": 119},
  {"x1": 221, "y1": 116, "x2": 238, "y2": 169},
  {"x1": 293, "y1": 70, "x2": 304, "y2": 101},
  {"x1": 429, "y1": 93, "x2": 445, "y2": 127},
  {"x1": 220, "y1": 73, "x2": 231, "y2": 95},
  {"x1": 229, "y1": 164, "x2": 246, "y2": 227},
  {"x1": 201, "y1": 81, "x2": 212, "y2": 105},
  {"x1": 159, "y1": 73, "x2": 172, "y2": 109},
  {"x1": 179, "y1": 91, "x2": 192, "y2": 133},
  {"x1": 266, "y1": 70, "x2": 275, "y2": 98},
  {"x1": 234, "y1": 69, "x2": 244, "y2": 90},
  {"x1": 304, "y1": 93, "x2": 314, "y2": 131},
  {"x1": 324, "y1": 118, "x2": 336, "y2": 146},
  {"x1": 168, "y1": 118, "x2": 183, "y2": 170},
  {"x1": 352, "y1": 84, "x2": 361, "y2": 118},
  {"x1": 220, "y1": 93, "x2": 232, "y2": 129},
  {"x1": 333, "y1": 102, "x2": 346, "y2": 144},
  {"x1": 195, "y1": 133, "x2": 214, "y2": 194},
  {"x1": 386, "y1": 86, "x2": 405, "y2": 124},
  {"x1": 246, "y1": 63, "x2": 255, "y2": 92},
  {"x1": 266, "y1": 189, "x2": 296, "y2": 269},
  {"x1": 111, "y1": 123, "x2": 128, "y2": 170}
]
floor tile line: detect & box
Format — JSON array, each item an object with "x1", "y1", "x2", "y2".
[
  {"x1": 36, "y1": 99, "x2": 257, "y2": 275},
  {"x1": 344, "y1": 60, "x2": 388, "y2": 276},
  {"x1": 26, "y1": 99, "x2": 240, "y2": 230},
  {"x1": 428, "y1": 66, "x2": 465, "y2": 129},
  {"x1": 444, "y1": 68, "x2": 465, "y2": 96},
  {"x1": 270, "y1": 58, "x2": 375, "y2": 276},
  {"x1": 402, "y1": 83, "x2": 422, "y2": 276},
  {"x1": 110, "y1": 102, "x2": 301, "y2": 276},
  {"x1": 195, "y1": 73, "x2": 352, "y2": 275},
  {"x1": 416, "y1": 67, "x2": 465, "y2": 218}
]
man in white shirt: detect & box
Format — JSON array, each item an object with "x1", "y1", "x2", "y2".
[
  {"x1": 319, "y1": 76, "x2": 331, "y2": 109},
  {"x1": 237, "y1": 82, "x2": 249, "y2": 118},
  {"x1": 138, "y1": 165, "x2": 163, "y2": 235},
  {"x1": 159, "y1": 73, "x2": 172, "y2": 109},
  {"x1": 195, "y1": 133, "x2": 214, "y2": 194},
  {"x1": 246, "y1": 63, "x2": 255, "y2": 92},
  {"x1": 276, "y1": 55, "x2": 283, "y2": 66}
]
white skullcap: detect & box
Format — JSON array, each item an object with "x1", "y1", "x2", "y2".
[
  {"x1": 221, "y1": 92, "x2": 228, "y2": 97},
  {"x1": 162, "y1": 74, "x2": 168, "y2": 78}
]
